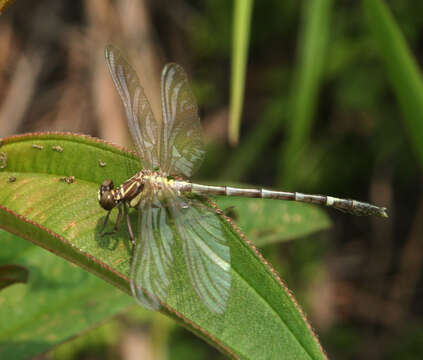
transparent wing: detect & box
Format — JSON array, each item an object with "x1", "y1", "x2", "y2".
[
  {"x1": 105, "y1": 45, "x2": 160, "y2": 170},
  {"x1": 160, "y1": 63, "x2": 205, "y2": 177},
  {"x1": 170, "y1": 197, "x2": 231, "y2": 314},
  {"x1": 130, "y1": 189, "x2": 175, "y2": 310},
  {"x1": 130, "y1": 186, "x2": 231, "y2": 314}
]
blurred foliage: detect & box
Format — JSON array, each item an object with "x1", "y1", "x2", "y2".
[{"x1": 279, "y1": 0, "x2": 333, "y2": 188}]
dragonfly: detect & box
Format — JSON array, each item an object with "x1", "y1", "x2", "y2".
[{"x1": 98, "y1": 45, "x2": 388, "y2": 315}]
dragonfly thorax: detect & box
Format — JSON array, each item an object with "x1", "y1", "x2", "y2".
[
  {"x1": 142, "y1": 170, "x2": 179, "y2": 199},
  {"x1": 98, "y1": 170, "x2": 177, "y2": 211}
]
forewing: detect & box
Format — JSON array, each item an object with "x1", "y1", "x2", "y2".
[
  {"x1": 160, "y1": 63, "x2": 205, "y2": 177},
  {"x1": 170, "y1": 198, "x2": 231, "y2": 314},
  {"x1": 130, "y1": 191, "x2": 175, "y2": 310},
  {"x1": 105, "y1": 45, "x2": 160, "y2": 170}
]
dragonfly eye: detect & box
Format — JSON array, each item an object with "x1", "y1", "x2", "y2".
[
  {"x1": 99, "y1": 179, "x2": 116, "y2": 210},
  {"x1": 99, "y1": 190, "x2": 116, "y2": 210},
  {"x1": 101, "y1": 179, "x2": 114, "y2": 191}
]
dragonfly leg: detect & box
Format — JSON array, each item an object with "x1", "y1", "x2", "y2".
[
  {"x1": 124, "y1": 202, "x2": 135, "y2": 246},
  {"x1": 100, "y1": 209, "x2": 112, "y2": 235},
  {"x1": 113, "y1": 204, "x2": 124, "y2": 231},
  {"x1": 101, "y1": 204, "x2": 123, "y2": 237}
]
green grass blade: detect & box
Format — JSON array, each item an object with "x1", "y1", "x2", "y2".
[
  {"x1": 0, "y1": 133, "x2": 326, "y2": 359},
  {"x1": 363, "y1": 0, "x2": 423, "y2": 165},
  {"x1": 220, "y1": 99, "x2": 288, "y2": 181},
  {"x1": 229, "y1": 0, "x2": 254, "y2": 146},
  {"x1": 278, "y1": 0, "x2": 333, "y2": 187}
]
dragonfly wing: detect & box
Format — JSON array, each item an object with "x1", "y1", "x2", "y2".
[
  {"x1": 105, "y1": 45, "x2": 160, "y2": 170},
  {"x1": 170, "y1": 197, "x2": 231, "y2": 314},
  {"x1": 160, "y1": 63, "x2": 205, "y2": 177},
  {"x1": 130, "y1": 191, "x2": 175, "y2": 310}
]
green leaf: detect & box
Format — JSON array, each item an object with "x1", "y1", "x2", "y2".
[
  {"x1": 0, "y1": 264, "x2": 29, "y2": 290},
  {"x1": 215, "y1": 196, "x2": 331, "y2": 247},
  {"x1": 279, "y1": 0, "x2": 334, "y2": 187},
  {"x1": 363, "y1": 0, "x2": 423, "y2": 166},
  {"x1": 0, "y1": 133, "x2": 326, "y2": 359},
  {"x1": 229, "y1": 0, "x2": 254, "y2": 145},
  {"x1": 0, "y1": 230, "x2": 134, "y2": 360}
]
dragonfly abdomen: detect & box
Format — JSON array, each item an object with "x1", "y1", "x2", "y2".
[
  {"x1": 186, "y1": 183, "x2": 388, "y2": 218},
  {"x1": 189, "y1": 183, "x2": 324, "y2": 200}
]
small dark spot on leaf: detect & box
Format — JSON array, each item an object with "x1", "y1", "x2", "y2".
[
  {"x1": 60, "y1": 176, "x2": 75, "y2": 184},
  {"x1": 52, "y1": 145, "x2": 63, "y2": 152},
  {"x1": 0, "y1": 152, "x2": 7, "y2": 169}
]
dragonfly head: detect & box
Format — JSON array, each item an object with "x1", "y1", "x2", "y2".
[{"x1": 98, "y1": 179, "x2": 116, "y2": 211}]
